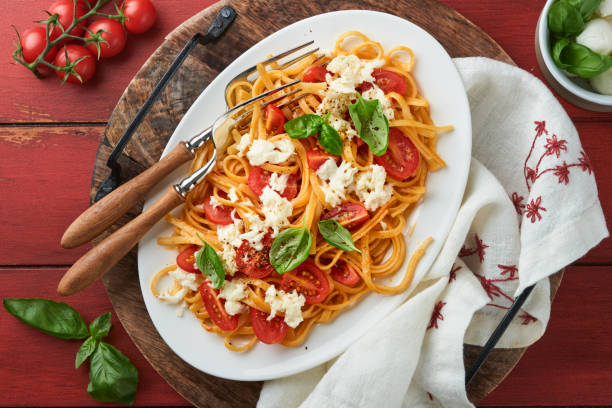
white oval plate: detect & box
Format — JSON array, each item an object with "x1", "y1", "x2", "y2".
[{"x1": 138, "y1": 10, "x2": 471, "y2": 381}]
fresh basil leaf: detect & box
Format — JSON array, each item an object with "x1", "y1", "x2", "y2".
[
  {"x1": 76, "y1": 336, "x2": 98, "y2": 368},
  {"x1": 89, "y1": 312, "x2": 111, "y2": 340},
  {"x1": 318, "y1": 123, "x2": 343, "y2": 155},
  {"x1": 561, "y1": 0, "x2": 601, "y2": 20},
  {"x1": 348, "y1": 93, "x2": 389, "y2": 156},
  {"x1": 195, "y1": 241, "x2": 225, "y2": 289},
  {"x1": 317, "y1": 219, "x2": 362, "y2": 253},
  {"x1": 548, "y1": 1, "x2": 584, "y2": 36},
  {"x1": 87, "y1": 342, "x2": 138, "y2": 405},
  {"x1": 3, "y1": 298, "x2": 89, "y2": 340},
  {"x1": 554, "y1": 40, "x2": 612, "y2": 78},
  {"x1": 552, "y1": 38, "x2": 572, "y2": 69},
  {"x1": 284, "y1": 114, "x2": 324, "y2": 139},
  {"x1": 269, "y1": 227, "x2": 313, "y2": 274}
]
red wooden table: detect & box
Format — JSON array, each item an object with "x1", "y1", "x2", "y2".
[{"x1": 0, "y1": 0, "x2": 610, "y2": 406}]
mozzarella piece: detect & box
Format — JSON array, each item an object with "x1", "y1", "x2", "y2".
[
  {"x1": 209, "y1": 195, "x2": 222, "y2": 209},
  {"x1": 576, "y1": 18, "x2": 612, "y2": 55},
  {"x1": 236, "y1": 132, "x2": 251, "y2": 157},
  {"x1": 217, "y1": 219, "x2": 243, "y2": 275},
  {"x1": 247, "y1": 138, "x2": 295, "y2": 166},
  {"x1": 219, "y1": 279, "x2": 249, "y2": 316},
  {"x1": 316, "y1": 159, "x2": 358, "y2": 207},
  {"x1": 240, "y1": 212, "x2": 267, "y2": 251},
  {"x1": 326, "y1": 55, "x2": 385, "y2": 94},
  {"x1": 362, "y1": 84, "x2": 395, "y2": 120},
  {"x1": 228, "y1": 188, "x2": 239, "y2": 203},
  {"x1": 352, "y1": 164, "x2": 393, "y2": 211},
  {"x1": 176, "y1": 302, "x2": 187, "y2": 317},
  {"x1": 591, "y1": 66, "x2": 612, "y2": 94},
  {"x1": 264, "y1": 285, "x2": 306, "y2": 328},
  {"x1": 599, "y1": 0, "x2": 612, "y2": 17},
  {"x1": 168, "y1": 268, "x2": 200, "y2": 291},
  {"x1": 158, "y1": 288, "x2": 186, "y2": 305},
  {"x1": 268, "y1": 172, "x2": 289, "y2": 194},
  {"x1": 327, "y1": 113, "x2": 358, "y2": 140},
  {"x1": 260, "y1": 186, "x2": 293, "y2": 235}
]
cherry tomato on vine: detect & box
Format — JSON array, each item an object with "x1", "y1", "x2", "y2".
[
  {"x1": 48, "y1": 0, "x2": 89, "y2": 40},
  {"x1": 122, "y1": 0, "x2": 156, "y2": 34},
  {"x1": 85, "y1": 18, "x2": 126, "y2": 58},
  {"x1": 54, "y1": 44, "x2": 95, "y2": 84},
  {"x1": 20, "y1": 26, "x2": 58, "y2": 76}
]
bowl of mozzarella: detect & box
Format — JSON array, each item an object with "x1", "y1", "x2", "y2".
[{"x1": 536, "y1": 0, "x2": 612, "y2": 111}]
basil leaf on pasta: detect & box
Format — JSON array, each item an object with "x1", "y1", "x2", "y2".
[
  {"x1": 195, "y1": 241, "x2": 225, "y2": 289},
  {"x1": 269, "y1": 227, "x2": 313, "y2": 274},
  {"x1": 348, "y1": 93, "x2": 389, "y2": 156},
  {"x1": 318, "y1": 123, "x2": 343, "y2": 155},
  {"x1": 284, "y1": 114, "x2": 324, "y2": 139},
  {"x1": 318, "y1": 219, "x2": 362, "y2": 253}
]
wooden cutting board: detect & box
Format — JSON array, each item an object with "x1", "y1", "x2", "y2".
[{"x1": 91, "y1": 0, "x2": 563, "y2": 406}]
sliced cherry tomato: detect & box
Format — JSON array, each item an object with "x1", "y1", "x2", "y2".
[
  {"x1": 20, "y1": 26, "x2": 58, "y2": 76},
  {"x1": 202, "y1": 196, "x2": 233, "y2": 225},
  {"x1": 85, "y1": 18, "x2": 126, "y2": 58},
  {"x1": 356, "y1": 81, "x2": 373, "y2": 94},
  {"x1": 264, "y1": 104, "x2": 286, "y2": 135},
  {"x1": 372, "y1": 69, "x2": 407, "y2": 95},
  {"x1": 236, "y1": 235, "x2": 275, "y2": 279},
  {"x1": 176, "y1": 245, "x2": 199, "y2": 273},
  {"x1": 281, "y1": 261, "x2": 330, "y2": 305},
  {"x1": 199, "y1": 282, "x2": 239, "y2": 331},
  {"x1": 302, "y1": 65, "x2": 329, "y2": 83},
  {"x1": 330, "y1": 261, "x2": 361, "y2": 286},
  {"x1": 374, "y1": 128, "x2": 420, "y2": 180},
  {"x1": 321, "y1": 202, "x2": 370, "y2": 230},
  {"x1": 248, "y1": 166, "x2": 298, "y2": 200},
  {"x1": 122, "y1": 0, "x2": 156, "y2": 34},
  {"x1": 250, "y1": 307, "x2": 287, "y2": 344},
  {"x1": 54, "y1": 44, "x2": 95, "y2": 84},
  {"x1": 48, "y1": 0, "x2": 89, "y2": 40},
  {"x1": 306, "y1": 149, "x2": 339, "y2": 170}
]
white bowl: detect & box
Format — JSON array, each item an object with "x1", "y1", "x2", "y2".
[{"x1": 535, "y1": 0, "x2": 612, "y2": 112}]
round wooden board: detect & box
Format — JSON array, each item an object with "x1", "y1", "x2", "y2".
[{"x1": 91, "y1": 0, "x2": 563, "y2": 406}]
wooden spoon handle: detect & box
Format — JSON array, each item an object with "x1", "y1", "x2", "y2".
[
  {"x1": 58, "y1": 186, "x2": 184, "y2": 296},
  {"x1": 61, "y1": 142, "x2": 193, "y2": 249}
]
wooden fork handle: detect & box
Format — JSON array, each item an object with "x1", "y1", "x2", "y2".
[
  {"x1": 61, "y1": 142, "x2": 193, "y2": 249},
  {"x1": 58, "y1": 186, "x2": 184, "y2": 296}
]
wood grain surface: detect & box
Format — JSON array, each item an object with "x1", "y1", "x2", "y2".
[{"x1": 87, "y1": 0, "x2": 560, "y2": 406}]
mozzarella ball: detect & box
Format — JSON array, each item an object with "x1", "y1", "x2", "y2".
[
  {"x1": 576, "y1": 18, "x2": 612, "y2": 55},
  {"x1": 590, "y1": 67, "x2": 612, "y2": 95},
  {"x1": 599, "y1": 0, "x2": 612, "y2": 18}
]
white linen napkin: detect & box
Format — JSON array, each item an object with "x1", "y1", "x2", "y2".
[{"x1": 257, "y1": 57, "x2": 608, "y2": 408}]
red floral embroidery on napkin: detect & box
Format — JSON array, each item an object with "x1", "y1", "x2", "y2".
[
  {"x1": 497, "y1": 264, "x2": 518, "y2": 278},
  {"x1": 427, "y1": 301, "x2": 446, "y2": 330},
  {"x1": 519, "y1": 311, "x2": 538, "y2": 325},
  {"x1": 525, "y1": 196, "x2": 546, "y2": 223},
  {"x1": 459, "y1": 234, "x2": 488, "y2": 263},
  {"x1": 449, "y1": 264, "x2": 461, "y2": 283}
]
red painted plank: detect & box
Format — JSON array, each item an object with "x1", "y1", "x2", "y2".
[
  {"x1": 480, "y1": 265, "x2": 612, "y2": 406},
  {"x1": 0, "y1": 267, "x2": 188, "y2": 407}
]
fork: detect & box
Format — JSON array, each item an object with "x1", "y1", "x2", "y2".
[{"x1": 61, "y1": 43, "x2": 319, "y2": 249}]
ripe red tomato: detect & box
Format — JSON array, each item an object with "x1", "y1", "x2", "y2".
[
  {"x1": 54, "y1": 44, "x2": 95, "y2": 84},
  {"x1": 306, "y1": 149, "x2": 338, "y2": 170},
  {"x1": 235, "y1": 235, "x2": 275, "y2": 279},
  {"x1": 281, "y1": 261, "x2": 330, "y2": 305},
  {"x1": 264, "y1": 104, "x2": 286, "y2": 135},
  {"x1": 20, "y1": 26, "x2": 58, "y2": 76},
  {"x1": 202, "y1": 196, "x2": 234, "y2": 225},
  {"x1": 247, "y1": 166, "x2": 298, "y2": 200},
  {"x1": 321, "y1": 202, "x2": 370, "y2": 230},
  {"x1": 122, "y1": 0, "x2": 156, "y2": 34},
  {"x1": 372, "y1": 70, "x2": 407, "y2": 95},
  {"x1": 48, "y1": 0, "x2": 89, "y2": 40},
  {"x1": 374, "y1": 128, "x2": 420, "y2": 180},
  {"x1": 199, "y1": 282, "x2": 239, "y2": 331},
  {"x1": 250, "y1": 307, "x2": 287, "y2": 344},
  {"x1": 85, "y1": 18, "x2": 126, "y2": 58},
  {"x1": 176, "y1": 245, "x2": 199, "y2": 273},
  {"x1": 330, "y1": 261, "x2": 361, "y2": 286},
  {"x1": 302, "y1": 65, "x2": 329, "y2": 83}
]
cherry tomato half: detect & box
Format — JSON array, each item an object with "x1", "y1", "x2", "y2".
[
  {"x1": 330, "y1": 261, "x2": 361, "y2": 286},
  {"x1": 199, "y1": 282, "x2": 239, "y2": 331},
  {"x1": 302, "y1": 65, "x2": 329, "y2": 83},
  {"x1": 85, "y1": 18, "x2": 126, "y2": 58},
  {"x1": 321, "y1": 202, "x2": 370, "y2": 230},
  {"x1": 122, "y1": 0, "x2": 156, "y2": 34},
  {"x1": 264, "y1": 104, "x2": 286, "y2": 136},
  {"x1": 48, "y1": 0, "x2": 89, "y2": 40},
  {"x1": 306, "y1": 149, "x2": 339, "y2": 170},
  {"x1": 281, "y1": 261, "x2": 330, "y2": 305},
  {"x1": 236, "y1": 235, "x2": 275, "y2": 279},
  {"x1": 54, "y1": 44, "x2": 95, "y2": 84},
  {"x1": 176, "y1": 245, "x2": 199, "y2": 273},
  {"x1": 250, "y1": 307, "x2": 287, "y2": 344},
  {"x1": 202, "y1": 196, "x2": 234, "y2": 225},
  {"x1": 20, "y1": 26, "x2": 58, "y2": 76},
  {"x1": 374, "y1": 128, "x2": 420, "y2": 180},
  {"x1": 248, "y1": 166, "x2": 298, "y2": 200}
]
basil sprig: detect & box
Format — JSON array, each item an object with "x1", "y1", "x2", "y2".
[
  {"x1": 548, "y1": 0, "x2": 585, "y2": 36},
  {"x1": 195, "y1": 238, "x2": 225, "y2": 289},
  {"x1": 284, "y1": 113, "x2": 343, "y2": 155},
  {"x1": 269, "y1": 224, "x2": 313, "y2": 274},
  {"x1": 553, "y1": 38, "x2": 612, "y2": 78},
  {"x1": 348, "y1": 93, "x2": 389, "y2": 156},
  {"x1": 318, "y1": 219, "x2": 362, "y2": 253},
  {"x1": 3, "y1": 298, "x2": 138, "y2": 404}
]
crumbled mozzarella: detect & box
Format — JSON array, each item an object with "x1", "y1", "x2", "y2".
[
  {"x1": 265, "y1": 285, "x2": 306, "y2": 328},
  {"x1": 326, "y1": 55, "x2": 384, "y2": 94},
  {"x1": 236, "y1": 132, "x2": 251, "y2": 157},
  {"x1": 158, "y1": 288, "x2": 186, "y2": 305},
  {"x1": 576, "y1": 19, "x2": 612, "y2": 55},
  {"x1": 316, "y1": 159, "x2": 358, "y2": 207},
  {"x1": 247, "y1": 138, "x2": 295, "y2": 166},
  {"x1": 352, "y1": 164, "x2": 393, "y2": 211},
  {"x1": 260, "y1": 186, "x2": 293, "y2": 235},
  {"x1": 380, "y1": 221, "x2": 387, "y2": 230},
  {"x1": 168, "y1": 268, "x2": 200, "y2": 291},
  {"x1": 219, "y1": 279, "x2": 249, "y2": 316},
  {"x1": 599, "y1": 0, "x2": 612, "y2": 18},
  {"x1": 228, "y1": 188, "x2": 239, "y2": 203},
  {"x1": 195, "y1": 203, "x2": 204, "y2": 210},
  {"x1": 217, "y1": 219, "x2": 243, "y2": 275},
  {"x1": 327, "y1": 113, "x2": 358, "y2": 140},
  {"x1": 316, "y1": 91, "x2": 353, "y2": 117},
  {"x1": 176, "y1": 302, "x2": 187, "y2": 317},
  {"x1": 591, "y1": 67, "x2": 612, "y2": 95},
  {"x1": 209, "y1": 195, "x2": 222, "y2": 209},
  {"x1": 362, "y1": 84, "x2": 395, "y2": 120},
  {"x1": 268, "y1": 172, "x2": 289, "y2": 194}
]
